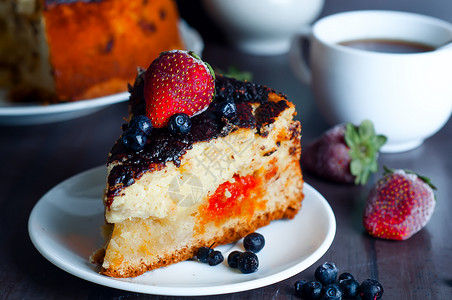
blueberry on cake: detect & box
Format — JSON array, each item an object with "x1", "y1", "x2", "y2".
[{"x1": 90, "y1": 50, "x2": 304, "y2": 277}]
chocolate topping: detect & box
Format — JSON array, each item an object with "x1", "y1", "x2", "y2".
[{"x1": 106, "y1": 74, "x2": 290, "y2": 205}]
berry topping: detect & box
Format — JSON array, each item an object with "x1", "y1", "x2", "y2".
[
  {"x1": 206, "y1": 250, "x2": 224, "y2": 266},
  {"x1": 227, "y1": 251, "x2": 242, "y2": 268},
  {"x1": 339, "y1": 278, "x2": 360, "y2": 298},
  {"x1": 294, "y1": 280, "x2": 308, "y2": 297},
  {"x1": 363, "y1": 167, "x2": 436, "y2": 240},
  {"x1": 358, "y1": 279, "x2": 384, "y2": 300},
  {"x1": 168, "y1": 113, "x2": 192, "y2": 135},
  {"x1": 302, "y1": 120, "x2": 387, "y2": 185},
  {"x1": 144, "y1": 50, "x2": 215, "y2": 128},
  {"x1": 237, "y1": 251, "x2": 259, "y2": 274},
  {"x1": 243, "y1": 232, "x2": 265, "y2": 253},
  {"x1": 129, "y1": 115, "x2": 153, "y2": 135},
  {"x1": 197, "y1": 246, "x2": 213, "y2": 263},
  {"x1": 217, "y1": 101, "x2": 237, "y2": 119},
  {"x1": 322, "y1": 283, "x2": 343, "y2": 300},
  {"x1": 314, "y1": 262, "x2": 338, "y2": 286},
  {"x1": 301, "y1": 281, "x2": 323, "y2": 299},
  {"x1": 121, "y1": 128, "x2": 147, "y2": 151}
]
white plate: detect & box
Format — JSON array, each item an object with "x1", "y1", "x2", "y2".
[
  {"x1": 28, "y1": 166, "x2": 336, "y2": 296},
  {"x1": 0, "y1": 20, "x2": 203, "y2": 126}
]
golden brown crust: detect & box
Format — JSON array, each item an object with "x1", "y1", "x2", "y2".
[
  {"x1": 101, "y1": 194, "x2": 302, "y2": 278},
  {"x1": 3, "y1": 0, "x2": 184, "y2": 103}
]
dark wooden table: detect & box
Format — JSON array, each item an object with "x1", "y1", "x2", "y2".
[{"x1": 1, "y1": 2, "x2": 452, "y2": 299}]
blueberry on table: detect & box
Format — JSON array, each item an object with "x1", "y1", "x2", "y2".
[
  {"x1": 227, "y1": 251, "x2": 242, "y2": 268},
  {"x1": 339, "y1": 278, "x2": 360, "y2": 298},
  {"x1": 243, "y1": 232, "x2": 265, "y2": 253},
  {"x1": 301, "y1": 281, "x2": 323, "y2": 299},
  {"x1": 314, "y1": 262, "x2": 338, "y2": 285},
  {"x1": 294, "y1": 279, "x2": 307, "y2": 297},
  {"x1": 121, "y1": 128, "x2": 147, "y2": 151},
  {"x1": 237, "y1": 251, "x2": 259, "y2": 274},
  {"x1": 359, "y1": 279, "x2": 384, "y2": 300},
  {"x1": 206, "y1": 250, "x2": 224, "y2": 266},
  {"x1": 168, "y1": 113, "x2": 192, "y2": 135},
  {"x1": 129, "y1": 115, "x2": 153, "y2": 135},
  {"x1": 338, "y1": 272, "x2": 354, "y2": 282},
  {"x1": 322, "y1": 283, "x2": 343, "y2": 300},
  {"x1": 197, "y1": 246, "x2": 213, "y2": 263}
]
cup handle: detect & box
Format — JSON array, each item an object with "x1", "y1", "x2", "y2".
[{"x1": 288, "y1": 26, "x2": 313, "y2": 86}]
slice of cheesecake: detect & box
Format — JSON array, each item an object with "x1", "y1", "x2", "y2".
[{"x1": 91, "y1": 67, "x2": 304, "y2": 278}]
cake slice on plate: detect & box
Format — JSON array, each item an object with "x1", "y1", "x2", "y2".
[{"x1": 90, "y1": 51, "x2": 304, "y2": 278}]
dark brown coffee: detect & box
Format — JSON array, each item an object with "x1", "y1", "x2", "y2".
[{"x1": 339, "y1": 39, "x2": 435, "y2": 54}]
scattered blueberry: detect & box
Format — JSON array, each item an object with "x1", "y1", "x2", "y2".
[
  {"x1": 218, "y1": 101, "x2": 237, "y2": 119},
  {"x1": 359, "y1": 279, "x2": 384, "y2": 300},
  {"x1": 315, "y1": 262, "x2": 338, "y2": 286},
  {"x1": 338, "y1": 272, "x2": 354, "y2": 282},
  {"x1": 301, "y1": 281, "x2": 323, "y2": 299},
  {"x1": 294, "y1": 280, "x2": 308, "y2": 297},
  {"x1": 293, "y1": 262, "x2": 384, "y2": 299},
  {"x1": 168, "y1": 113, "x2": 192, "y2": 135},
  {"x1": 206, "y1": 250, "x2": 224, "y2": 266},
  {"x1": 243, "y1": 232, "x2": 265, "y2": 253},
  {"x1": 237, "y1": 251, "x2": 259, "y2": 274},
  {"x1": 339, "y1": 278, "x2": 360, "y2": 298},
  {"x1": 322, "y1": 283, "x2": 343, "y2": 300},
  {"x1": 129, "y1": 115, "x2": 153, "y2": 134},
  {"x1": 197, "y1": 246, "x2": 213, "y2": 263},
  {"x1": 121, "y1": 128, "x2": 147, "y2": 151},
  {"x1": 227, "y1": 251, "x2": 242, "y2": 268}
]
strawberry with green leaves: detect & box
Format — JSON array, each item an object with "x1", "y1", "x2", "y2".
[
  {"x1": 363, "y1": 167, "x2": 436, "y2": 240},
  {"x1": 144, "y1": 50, "x2": 215, "y2": 128},
  {"x1": 302, "y1": 120, "x2": 387, "y2": 185}
]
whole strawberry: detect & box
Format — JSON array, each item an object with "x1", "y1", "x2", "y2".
[
  {"x1": 144, "y1": 50, "x2": 215, "y2": 128},
  {"x1": 302, "y1": 120, "x2": 387, "y2": 185},
  {"x1": 363, "y1": 167, "x2": 436, "y2": 240}
]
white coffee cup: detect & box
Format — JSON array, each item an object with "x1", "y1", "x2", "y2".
[
  {"x1": 202, "y1": 0, "x2": 325, "y2": 56},
  {"x1": 290, "y1": 10, "x2": 452, "y2": 152}
]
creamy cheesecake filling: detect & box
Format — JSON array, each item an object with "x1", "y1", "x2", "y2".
[
  {"x1": 99, "y1": 135, "x2": 302, "y2": 276},
  {"x1": 105, "y1": 103, "x2": 298, "y2": 223}
]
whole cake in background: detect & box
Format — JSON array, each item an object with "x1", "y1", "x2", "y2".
[
  {"x1": 90, "y1": 50, "x2": 304, "y2": 278},
  {"x1": 0, "y1": 0, "x2": 184, "y2": 103}
]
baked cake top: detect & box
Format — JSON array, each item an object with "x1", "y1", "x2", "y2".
[{"x1": 105, "y1": 70, "x2": 295, "y2": 207}]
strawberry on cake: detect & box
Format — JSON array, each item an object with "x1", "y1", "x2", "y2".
[{"x1": 91, "y1": 50, "x2": 304, "y2": 278}]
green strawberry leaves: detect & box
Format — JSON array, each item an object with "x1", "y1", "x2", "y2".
[
  {"x1": 383, "y1": 165, "x2": 437, "y2": 191},
  {"x1": 345, "y1": 120, "x2": 387, "y2": 185}
]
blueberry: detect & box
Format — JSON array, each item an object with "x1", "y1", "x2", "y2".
[
  {"x1": 227, "y1": 251, "x2": 242, "y2": 268},
  {"x1": 294, "y1": 279, "x2": 307, "y2": 297},
  {"x1": 237, "y1": 251, "x2": 259, "y2": 274},
  {"x1": 314, "y1": 262, "x2": 338, "y2": 286},
  {"x1": 339, "y1": 278, "x2": 360, "y2": 298},
  {"x1": 168, "y1": 113, "x2": 192, "y2": 135},
  {"x1": 197, "y1": 246, "x2": 213, "y2": 263},
  {"x1": 301, "y1": 281, "x2": 323, "y2": 299},
  {"x1": 322, "y1": 283, "x2": 343, "y2": 300},
  {"x1": 121, "y1": 128, "x2": 147, "y2": 151},
  {"x1": 338, "y1": 272, "x2": 354, "y2": 282},
  {"x1": 218, "y1": 101, "x2": 237, "y2": 119},
  {"x1": 243, "y1": 232, "x2": 265, "y2": 253},
  {"x1": 358, "y1": 279, "x2": 384, "y2": 300},
  {"x1": 129, "y1": 115, "x2": 153, "y2": 135},
  {"x1": 206, "y1": 250, "x2": 224, "y2": 266}
]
